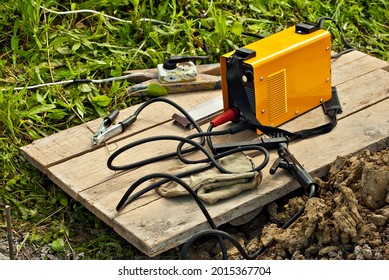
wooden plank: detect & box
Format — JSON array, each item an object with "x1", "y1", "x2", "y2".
[
  {"x1": 114, "y1": 97, "x2": 389, "y2": 256},
  {"x1": 332, "y1": 51, "x2": 388, "y2": 85},
  {"x1": 19, "y1": 90, "x2": 221, "y2": 172}
]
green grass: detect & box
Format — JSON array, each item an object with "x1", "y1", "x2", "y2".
[{"x1": 0, "y1": 0, "x2": 388, "y2": 259}]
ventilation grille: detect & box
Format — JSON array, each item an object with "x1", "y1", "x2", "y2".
[{"x1": 268, "y1": 69, "x2": 287, "y2": 121}]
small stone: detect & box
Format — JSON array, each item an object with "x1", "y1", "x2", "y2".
[
  {"x1": 370, "y1": 214, "x2": 388, "y2": 226},
  {"x1": 305, "y1": 245, "x2": 319, "y2": 257},
  {"x1": 355, "y1": 244, "x2": 373, "y2": 259},
  {"x1": 319, "y1": 245, "x2": 339, "y2": 256},
  {"x1": 329, "y1": 157, "x2": 348, "y2": 176},
  {"x1": 369, "y1": 239, "x2": 382, "y2": 248},
  {"x1": 291, "y1": 250, "x2": 305, "y2": 260},
  {"x1": 362, "y1": 244, "x2": 373, "y2": 259},
  {"x1": 382, "y1": 153, "x2": 389, "y2": 165},
  {"x1": 360, "y1": 168, "x2": 389, "y2": 210},
  {"x1": 377, "y1": 206, "x2": 389, "y2": 219},
  {"x1": 328, "y1": 251, "x2": 339, "y2": 258}
]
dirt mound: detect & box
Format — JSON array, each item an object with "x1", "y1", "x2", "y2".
[{"x1": 188, "y1": 148, "x2": 389, "y2": 260}]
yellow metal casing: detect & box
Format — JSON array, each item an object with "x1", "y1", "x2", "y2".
[{"x1": 220, "y1": 26, "x2": 332, "y2": 132}]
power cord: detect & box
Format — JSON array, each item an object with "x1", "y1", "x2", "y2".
[
  {"x1": 316, "y1": 16, "x2": 358, "y2": 59},
  {"x1": 35, "y1": 1, "x2": 168, "y2": 25},
  {"x1": 3, "y1": 72, "x2": 155, "y2": 92}
]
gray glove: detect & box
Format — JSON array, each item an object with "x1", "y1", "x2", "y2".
[{"x1": 157, "y1": 153, "x2": 262, "y2": 204}]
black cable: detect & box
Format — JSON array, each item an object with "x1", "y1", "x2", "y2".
[
  {"x1": 203, "y1": 120, "x2": 255, "y2": 157},
  {"x1": 114, "y1": 144, "x2": 268, "y2": 259},
  {"x1": 116, "y1": 139, "x2": 269, "y2": 210},
  {"x1": 316, "y1": 16, "x2": 358, "y2": 59},
  {"x1": 109, "y1": 134, "x2": 231, "y2": 173},
  {"x1": 175, "y1": 127, "x2": 232, "y2": 165},
  {"x1": 174, "y1": 122, "x2": 259, "y2": 164},
  {"x1": 206, "y1": 123, "x2": 216, "y2": 154},
  {"x1": 115, "y1": 172, "x2": 229, "y2": 260},
  {"x1": 107, "y1": 97, "x2": 205, "y2": 171},
  {"x1": 242, "y1": 32, "x2": 265, "y2": 39},
  {"x1": 180, "y1": 183, "x2": 317, "y2": 260},
  {"x1": 331, "y1": 48, "x2": 355, "y2": 59}
]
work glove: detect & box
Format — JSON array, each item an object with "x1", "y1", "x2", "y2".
[{"x1": 157, "y1": 152, "x2": 262, "y2": 204}]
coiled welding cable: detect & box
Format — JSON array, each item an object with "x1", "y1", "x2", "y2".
[
  {"x1": 106, "y1": 97, "x2": 269, "y2": 259},
  {"x1": 115, "y1": 143, "x2": 269, "y2": 260},
  {"x1": 115, "y1": 139, "x2": 269, "y2": 210},
  {"x1": 107, "y1": 97, "x2": 206, "y2": 171},
  {"x1": 112, "y1": 137, "x2": 269, "y2": 260},
  {"x1": 116, "y1": 172, "x2": 229, "y2": 259}
]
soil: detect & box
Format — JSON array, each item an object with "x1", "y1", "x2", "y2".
[
  {"x1": 186, "y1": 148, "x2": 389, "y2": 260},
  {"x1": 1, "y1": 148, "x2": 388, "y2": 260}
]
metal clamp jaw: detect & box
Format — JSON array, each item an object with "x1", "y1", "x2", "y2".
[
  {"x1": 270, "y1": 142, "x2": 319, "y2": 194},
  {"x1": 92, "y1": 109, "x2": 137, "y2": 146}
]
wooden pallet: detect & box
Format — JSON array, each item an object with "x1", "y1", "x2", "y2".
[{"x1": 20, "y1": 51, "x2": 389, "y2": 257}]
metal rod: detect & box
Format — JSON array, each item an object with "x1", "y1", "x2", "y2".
[{"x1": 5, "y1": 205, "x2": 15, "y2": 260}]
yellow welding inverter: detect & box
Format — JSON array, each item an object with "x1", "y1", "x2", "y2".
[{"x1": 220, "y1": 23, "x2": 332, "y2": 132}]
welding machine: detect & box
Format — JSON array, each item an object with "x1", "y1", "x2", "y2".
[{"x1": 220, "y1": 23, "x2": 333, "y2": 132}]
